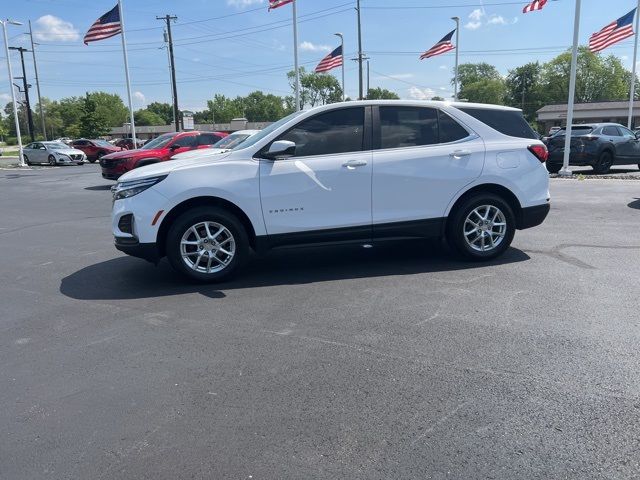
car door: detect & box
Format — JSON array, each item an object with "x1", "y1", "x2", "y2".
[
  {"x1": 259, "y1": 106, "x2": 372, "y2": 243},
  {"x1": 601, "y1": 125, "x2": 625, "y2": 157},
  {"x1": 33, "y1": 143, "x2": 46, "y2": 163},
  {"x1": 614, "y1": 126, "x2": 640, "y2": 162},
  {"x1": 371, "y1": 106, "x2": 485, "y2": 237},
  {"x1": 167, "y1": 135, "x2": 197, "y2": 159},
  {"x1": 72, "y1": 140, "x2": 88, "y2": 156}
]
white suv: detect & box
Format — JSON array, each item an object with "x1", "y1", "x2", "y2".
[{"x1": 111, "y1": 101, "x2": 550, "y2": 282}]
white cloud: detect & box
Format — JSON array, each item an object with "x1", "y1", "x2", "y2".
[
  {"x1": 300, "y1": 41, "x2": 331, "y2": 52},
  {"x1": 227, "y1": 0, "x2": 264, "y2": 8},
  {"x1": 133, "y1": 91, "x2": 146, "y2": 105},
  {"x1": 0, "y1": 93, "x2": 11, "y2": 104},
  {"x1": 34, "y1": 15, "x2": 79, "y2": 42},
  {"x1": 439, "y1": 65, "x2": 449, "y2": 70},
  {"x1": 408, "y1": 86, "x2": 436, "y2": 100},
  {"x1": 465, "y1": 9, "x2": 515, "y2": 29}
]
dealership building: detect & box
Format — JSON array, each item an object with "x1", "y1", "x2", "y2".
[{"x1": 536, "y1": 100, "x2": 640, "y2": 133}]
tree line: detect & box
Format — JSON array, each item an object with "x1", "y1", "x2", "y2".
[{"x1": 1, "y1": 48, "x2": 635, "y2": 143}]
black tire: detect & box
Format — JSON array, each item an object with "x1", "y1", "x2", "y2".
[
  {"x1": 23, "y1": 155, "x2": 31, "y2": 166},
  {"x1": 166, "y1": 207, "x2": 249, "y2": 283},
  {"x1": 97, "y1": 151, "x2": 105, "y2": 159},
  {"x1": 546, "y1": 163, "x2": 561, "y2": 174},
  {"x1": 593, "y1": 151, "x2": 613, "y2": 174},
  {"x1": 447, "y1": 193, "x2": 516, "y2": 261},
  {"x1": 48, "y1": 155, "x2": 56, "y2": 166}
]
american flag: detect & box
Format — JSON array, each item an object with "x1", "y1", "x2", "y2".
[
  {"x1": 315, "y1": 46, "x2": 343, "y2": 73},
  {"x1": 589, "y1": 8, "x2": 637, "y2": 53},
  {"x1": 269, "y1": 0, "x2": 294, "y2": 10},
  {"x1": 84, "y1": 5, "x2": 122, "y2": 45},
  {"x1": 522, "y1": 0, "x2": 547, "y2": 14},
  {"x1": 420, "y1": 30, "x2": 455, "y2": 60}
]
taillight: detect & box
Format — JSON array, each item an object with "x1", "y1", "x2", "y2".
[{"x1": 528, "y1": 144, "x2": 548, "y2": 163}]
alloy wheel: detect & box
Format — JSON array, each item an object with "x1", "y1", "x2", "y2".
[
  {"x1": 179, "y1": 221, "x2": 236, "y2": 274},
  {"x1": 463, "y1": 205, "x2": 507, "y2": 252}
]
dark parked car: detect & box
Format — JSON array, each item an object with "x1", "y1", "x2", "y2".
[
  {"x1": 546, "y1": 123, "x2": 640, "y2": 174},
  {"x1": 71, "y1": 139, "x2": 123, "y2": 162}
]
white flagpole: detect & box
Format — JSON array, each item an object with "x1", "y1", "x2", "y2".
[
  {"x1": 292, "y1": 0, "x2": 300, "y2": 111},
  {"x1": 560, "y1": 0, "x2": 582, "y2": 177},
  {"x1": 118, "y1": 0, "x2": 137, "y2": 147},
  {"x1": 627, "y1": 2, "x2": 640, "y2": 129},
  {"x1": 452, "y1": 17, "x2": 460, "y2": 101}
]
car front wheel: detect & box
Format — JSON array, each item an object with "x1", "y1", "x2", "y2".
[
  {"x1": 48, "y1": 155, "x2": 56, "y2": 166},
  {"x1": 447, "y1": 194, "x2": 516, "y2": 261},
  {"x1": 593, "y1": 151, "x2": 613, "y2": 174},
  {"x1": 166, "y1": 207, "x2": 249, "y2": 282}
]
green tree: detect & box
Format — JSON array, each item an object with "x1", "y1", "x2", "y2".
[
  {"x1": 366, "y1": 87, "x2": 400, "y2": 100},
  {"x1": 79, "y1": 94, "x2": 109, "y2": 138},
  {"x1": 134, "y1": 109, "x2": 166, "y2": 126},
  {"x1": 146, "y1": 102, "x2": 173, "y2": 124},
  {"x1": 506, "y1": 62, "x2": 543, "y2": 121},
  {"x1": 539, "y1": 47, "x2": 634, "y2": 103},
  {"x1": 87, "y1": 91, "x2": 129, "y2": 127},
  {"x1": 431, "y1": 96, "x2": 445, "y2": 101},
  {"x1": 242, "y1": 91, "x2": 289, "y2": 122},
  {"x1": 456, "y1": 63, "x2": 506, "y2": 105},
  {"x1": 288, "y1": 67, "x2": 343, "y2": 109},
  {"x1": 205, "y1": 94, "x2": 244, "y2": 123}
]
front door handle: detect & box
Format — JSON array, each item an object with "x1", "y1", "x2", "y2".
[
  {"x1": 449, "y1": 149, "x2": 472, "y2": 159},
  {"x1": 342, "y1": 159, "x2": 368, "y2": 169}
]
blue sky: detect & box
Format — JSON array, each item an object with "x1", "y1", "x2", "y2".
[{"x1": 1, "y1": 0, "x2": 639, "y2": 112}]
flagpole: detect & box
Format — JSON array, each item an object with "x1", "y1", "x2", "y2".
[
  {"x1": 452, "y1": 17, "x2": 460, "y2": 101},
  {"x1": 628, "y1": 2, "x2": 640, "y2": 129},
  {"x1": 561, "y1": 0, "x2": 581, "y2": 177},
  {"x1": 118, "y1": 0, "x2": 137, "y2": 147},
  {"x1": 335, "y1": 33, "x2": 345, "y2": 101},
  {"x1": 292, "y1": 0, "x2": 300, "y2": 111}
]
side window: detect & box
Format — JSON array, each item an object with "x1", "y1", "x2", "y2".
[
  {"x1": 277, "y1": 107, "x2": 364, "y2": 157},
  {"x1": 26, "y1": 143, "x2": 34, "y2": 149},
  {"x1": 619, "y1": 126, "x2": 635, "y2": 139},
  {"x1": 198, "y1": 134, "x2": 219, "y2": 146},
  {"x1": 438, "y1": 111, "x2": 469, "y2": 143},
  {"x1": 603, "y1": 126, "x2": 621, "y2": 137},
  {"x1": 173, "y1": 135, "x2": 197, "y2": 148},
  {"x1": 379, "y1": 106, "x2": 438, "y2": 149}
]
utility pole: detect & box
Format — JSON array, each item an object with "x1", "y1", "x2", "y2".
[
  {"x1": 28, "y1": 21, "x2": 46, "y2": 140},
  {"x1": 366, "y1": 60, "x2": 370, "y2": 99},
  {"x1": 356, "y1": 0, "x2": 364, "y2": 100},
  {"x1": 156, "y1": 15, "x2": 180, "y2": 131},
  {"x1": 9, "y1": 47, "x2": 34, "y2": 142}
]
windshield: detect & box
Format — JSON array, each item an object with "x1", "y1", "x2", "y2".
[
  {"x1": 45, "y1": 142, "x2": 69, "y2": 150},
  {"x1": 558, "y1": 126, "x2": 594, "y2": 136},
  {"x1": 93, "y1": 140, "x2": 113, "y2": 147},
  {"x1": 233, "y1": 111, "x2": 304, "y2": 151},
  {"x1": 213, "y1": 133, "x2": 252, "y2": 149},
  {"x1": 141, "y1": 133, "x2": 177, "y2": 150}
]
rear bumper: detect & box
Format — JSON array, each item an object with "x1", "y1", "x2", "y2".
[
  {"x1": 517, "y1": 203, "x2": 550, "y2": 230},
  {"x1": 115, "y1": 237, "x2": 160, "y2": 264},
  {"x1": 548, "y1": 151, "x2": 598, "y2": 167}
]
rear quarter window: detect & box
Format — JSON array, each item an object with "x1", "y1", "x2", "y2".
[{"x1": 459, "y1": 108, "x2": 537, "y2": 140}]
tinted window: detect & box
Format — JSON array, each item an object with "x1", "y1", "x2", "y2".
[
  {"x1": 438, "y1": 111, "x2": 469, "y2": 143},
  {"x1": 619, "y1": 126, "x2": 636, "y2": 138},
  {"x1": 73, "y1": 140, "x2": 87, "y2": 146},
  {"x1": 459, "y1": 107, "x2": 537, "y2": 139},
  {"x1": 380, "y1": 107, "x2": 438, "y2": 149},
  {"x1": 278, "y1": 108, "x2": 364, "y2": 157},
  {"x1": 198, "y1": 133, "x2": 221, "y2": 146},
  {"x1": 603, "y1": 126, "x2": 622, "y2": 137},
  {"x1": 173, "y1": 135, "x2": 197, "y2": 148}
]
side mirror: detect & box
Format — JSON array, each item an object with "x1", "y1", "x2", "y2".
[{"x1": 263, "y1": 140, "x2": 296, "y2": 160}]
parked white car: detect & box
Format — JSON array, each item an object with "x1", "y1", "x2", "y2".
[
  {"x1": 23, "y1": 141, "x2": 86, "y2": 166},
  {"x1": 111, "y1": 100, "x2": 550, "y2": 282},
  {"x1": 170, "y1": 130, "x2": 260, "y2": 161}
]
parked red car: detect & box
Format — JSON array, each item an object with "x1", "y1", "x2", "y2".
[
  {"x1": 71, "y1": 139, "x2": 123, "y2": 163},
  {"x1": 100, "y1": 131, "x2": 228, "y2": 180},
  {"x1": 114, "y1": 138, "x2": 145, "y2": 150}
]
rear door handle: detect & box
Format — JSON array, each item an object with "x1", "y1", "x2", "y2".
[
  {"x1": 342, "y1": 159, "x2": 368, "y2": 169},
  {"x1": 449, "y1": 149, "x2": 472, "y2": 158}
]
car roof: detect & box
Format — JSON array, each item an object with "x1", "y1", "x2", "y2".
[{"x1": 310, "y1": 99, "x2": 522, "y2": 113}]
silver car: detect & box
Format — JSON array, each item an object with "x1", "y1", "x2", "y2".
[{"x1": 23, "y1": 141, "x2": 86, "y2": 166}]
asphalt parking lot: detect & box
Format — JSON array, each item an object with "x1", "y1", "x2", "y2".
[{"x1": 1, "y1": 164, "x2": 639, "y2": 479}]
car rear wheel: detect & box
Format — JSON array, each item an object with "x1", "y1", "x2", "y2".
[
  {"x1": 48, "y1": 155, "x2": 56, "y2": 166},
  {"x1": 447, "y1": 193, "x2": 515, "y2": 261},
  {"x1": 593, "y1": 151, "x2": 613, "y2": 174},
  {"x1": 166, "y1": 207, "x2": 249, "y2": 283},
  {"x1": 23, "y1": 155, "x2": 31, "y2": 165},
  {"x1": 546, "y1": 163, "x2": 561, "y2": 174}
]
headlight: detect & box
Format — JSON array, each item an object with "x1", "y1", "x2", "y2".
[{"x1": 112, "y1": 175, "x2": 167, "y2": 201}]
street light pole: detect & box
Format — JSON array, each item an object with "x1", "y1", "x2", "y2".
[
  {"x1": 9, "y1": 47, "x2": 35, "y2": 142},
  {"x1": 1, "y1": 19, "x2": 25, "y2": 167},
  {"x1": 29, "y1": 20, "x2": 46, "y2": 140},
  {"x1": 452, "y1": 16, "x2": 460, "y2": 101},
  {"x1": 356, "y1": 0, "x2": 364, "y2": 100},
  {"x1": 334, "y1": 32, "x2": 345, "y2": 101},
  {"x1": 561, "y1": 0, "x2": 582, "y2": 177}
]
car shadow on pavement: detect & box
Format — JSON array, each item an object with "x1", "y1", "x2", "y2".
[
  {"x1": 629, "y1": 198, "x2": 640, "y2": 210},
  {"x1": 60, "y1": 241, "x2": 530, "y2": 301},
  {"x1": 84, "y1": 185, "x2": 113, "y2": 191}
]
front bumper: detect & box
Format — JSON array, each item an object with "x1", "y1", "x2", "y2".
[
  {"x1": 517, "y1": 203, "x2": 550, "y2": 230},
  {"x1": 115, "y1": 237, "x2": 160, "y2": 264},
  {"x1": 101, "y1": 158, "x2": 130, "y2": 180}
]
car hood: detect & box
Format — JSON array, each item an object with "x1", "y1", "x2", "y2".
[
  {"x1": 118, "y1": 151, "x2": 235, "y2": 182},
  {"x1": 55, "y1": 148, "x2": 85, "y2": 156},
  {"x1": 171, "y1": 148, "x2": 230, "y2": 161},
  {"x1": 102, "y1": 148, "x2": 162, "y2": 160}
]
